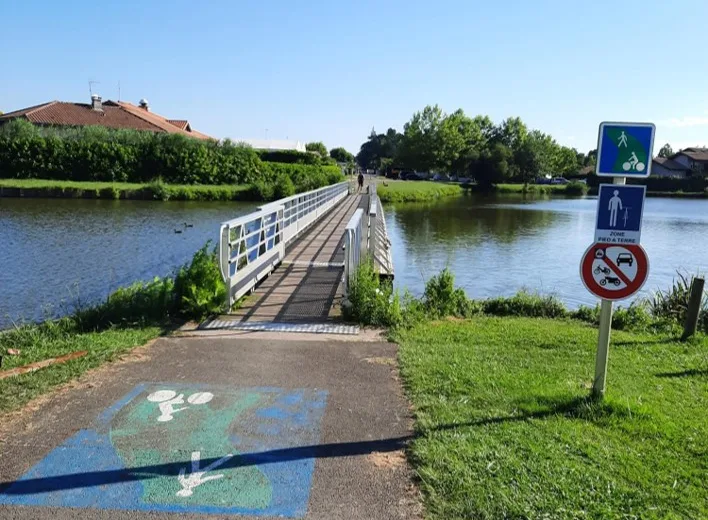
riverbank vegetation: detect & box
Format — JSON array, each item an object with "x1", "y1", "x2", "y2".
[
  {"x1": 377, "y1": 180, "x2": 463, "y2": 202},
  {"x1": 344, "y1": 265, "x2": 707, "y2": 518},
  {"x1": 0, "y1": 120, "x2": 344, "y2": 201},
  {"x1": 0, "y1": 243, "x2": 226, "y2": 414}
]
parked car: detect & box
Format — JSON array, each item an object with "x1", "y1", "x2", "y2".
[
  {"x1": 457, "y1": 177, "x2": 472, "y2": 184},
  {"x1": 550, "y1": 177, "x2": 569, "y2": 185},
  {"x1": 433, "y1": 173, "x2": 450, "y2": 182}
]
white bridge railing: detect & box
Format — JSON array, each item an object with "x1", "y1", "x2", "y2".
[
  {"x1": 219, "y1": 181, "x2": 350, "y2": 307},
  {"x1": 343, "y1": 183, "x2": 391, "y2": 294}
]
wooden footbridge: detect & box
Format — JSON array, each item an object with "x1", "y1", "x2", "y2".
[{"x1": 203, "y1": 181, "x2": 393, "y2": 335}]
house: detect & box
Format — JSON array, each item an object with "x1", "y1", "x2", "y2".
[
  {"x1": 0, "y1": 96, "x2": 212, "y2": 140},
  {"x1": 652, "y1": 147, "x2": 708, "y2": 178},
  {"x1": 236, "y1": 139, "x2": 307, "y2": 152}
]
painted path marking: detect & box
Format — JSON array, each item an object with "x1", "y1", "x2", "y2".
[{"x1": 0, "y1": 384, "x2": 328, "y2": 517}]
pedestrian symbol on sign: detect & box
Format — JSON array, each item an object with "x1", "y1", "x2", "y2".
[
  {"x1": 595, "y1": 184, "x2": 646, "y2": 245},
  {"x1": 608, "y1": 190, "x2": 623, "y2": 227},
  {"x1": 618, "y1": 131, "x2": 628, "y2": 148}
]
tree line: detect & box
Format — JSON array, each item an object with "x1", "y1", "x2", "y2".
[{"x1": 357, "y1": 105, "x2": 596, "y2": 186}]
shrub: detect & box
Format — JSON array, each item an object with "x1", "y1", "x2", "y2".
[
  {"x1": 646, "y1": 270, "x2": 707, "y2": 333},
  {"x1": 343, "y1": 261, "x2": 402, "y2": 327},
  {"x1": 74, "y1": 276, "x2": 176, "y2": 330},
  {"x1": 482, "y1": 290, "x2": 568, "y2": 319},
  {"x1": 564, "y1": 181, "x2": 589, "y2": 195},
  {"x1": 273, "y1": 174, "x2": 296, "y2": 199},
  {"x1": 173, "y1": 243, "x2": 226, "y2": 320},
  {"x1": 422, "y1": 268, "x2": 477, "y2": 318}
]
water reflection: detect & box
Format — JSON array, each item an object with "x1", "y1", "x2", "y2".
[
  {"x1": 0, "y1": 198, "x2": 256, "y2": 328},
  {"x1": 386, "y1": 194, "x2": 708, "y2": 308}
]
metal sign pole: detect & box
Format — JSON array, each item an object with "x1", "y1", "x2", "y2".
[{"x1": 592, "y1": 175, "x2": 626, "y2": 398}]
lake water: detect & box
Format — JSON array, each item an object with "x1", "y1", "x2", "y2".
[
  {"x1": 2, "y1": 194, "x2": 707, "y2": 329},
  {"x1": 0, "y1": 198, "x2": 256, "y2": 328},
  {"x1": 385, "y1": 194, "x2": 708, "y2": 308}
]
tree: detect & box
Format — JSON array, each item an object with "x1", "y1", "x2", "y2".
[
  {"x1": 470, "y1": 143, "x2": 512, "y2": 187},
  {"x1": 356, "y1": 128, "x2": 402, "y2": 171},
  {"x1": 306, "y1": 142, "x2": 328, "y2": 157},
  {"x1": 658, "y1": 143, "x2": 673, "y2": 158},
  {"x1": 329, "y1": 147, "x2": 354, "y2": 163},
  {"x1": 398, "y1": 105, "x2": 445, "y2": 171}
]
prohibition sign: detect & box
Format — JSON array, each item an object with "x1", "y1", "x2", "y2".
[{"x1": 580, "y1": 243, "x2": 649, "y2": 301}]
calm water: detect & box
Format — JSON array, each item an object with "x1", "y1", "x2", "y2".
[
  {"x1": 385, "y1": 194, "x2": 708, "y2": 308},
  {"x1": 0, "y1": 198, "x2": 256, "y2": 328},
  {"x1": 2, "y1": 194, "x2": 707, "y2": 328}
]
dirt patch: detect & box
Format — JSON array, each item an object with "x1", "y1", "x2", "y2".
[
  {"x1": 364, "y1": 356, "x2": 396, "y2": 366},
  {"x1": 368, "y1": 449, "x2": 407, "y2": 469}
]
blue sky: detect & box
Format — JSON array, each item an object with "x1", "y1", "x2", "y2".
[{"x1": 2, "y1": 0, "x2": 708, "y2": 155}]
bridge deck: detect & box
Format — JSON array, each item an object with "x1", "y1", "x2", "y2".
[{"x1": 206, "y1": 194, "x2": 365, "y2": 332}]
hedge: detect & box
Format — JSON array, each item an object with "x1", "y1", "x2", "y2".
[{"x1": 0, "y1": 120, "x2": 343, "y2": 192}]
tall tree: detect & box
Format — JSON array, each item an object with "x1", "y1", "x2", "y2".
[
  {"x1": 329, "y1": 147, "x2": 354, "y2": 163},
  {"x1": 658, "y1": 143, "x2": 673, "y2": 158},
  {"x1": 398, "y1": 105, "x2": 445, "y2": 171},
  {"x1": 306, "y1": 142, "x2": 328, "y2": 157}
]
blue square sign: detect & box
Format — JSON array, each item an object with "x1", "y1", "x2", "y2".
[
  {"x1": 595, "y1": 184, "x2": 646, "y2": 245},
  {"x1": 596, "y1": 122, "x2": 655, "y2": 177}
]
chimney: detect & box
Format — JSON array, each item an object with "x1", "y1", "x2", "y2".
[
  {"x1": 138, "y1": 98, "x2": 150, "y2": 111},
  {"x1": 91, "y1": 94, "x2": 102, "y2": 111}
]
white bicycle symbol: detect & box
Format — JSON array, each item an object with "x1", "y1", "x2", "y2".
[{"x1": 623, "y1": 151, "x2": 645, "y2": 172}]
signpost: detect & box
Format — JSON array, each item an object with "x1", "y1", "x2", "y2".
[{"x1": 582, "y1": 121, "x2": 654, "y2": 399}]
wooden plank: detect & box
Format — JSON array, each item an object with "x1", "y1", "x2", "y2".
[{"x1": 0, "y1": 350, "x2": 88, "y2": 380}]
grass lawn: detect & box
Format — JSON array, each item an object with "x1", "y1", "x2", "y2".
[
  {"x1": 0, "y1": 322, "x2": 161, "y2": 414},
  {"x1": 0, "y1": 178, "x2": 253, "y2": 201},
  {"x1": 396, "y1": 317, "x2": 707, "y2": 519},
  {"x1": 377, "y1": 180, "x2": 463, "y2": 202}
]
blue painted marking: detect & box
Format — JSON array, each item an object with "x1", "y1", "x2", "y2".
[{"x1": 0, "y1": 385, "x2": 328, "y2": 518}]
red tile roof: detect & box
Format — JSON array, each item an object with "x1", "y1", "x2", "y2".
[
  {"x1": 0, "y1": 99, "x2": 212, "y2": 140},
  {"x1": 167, "y1": 119, "x2": 189, "y2": 130}
]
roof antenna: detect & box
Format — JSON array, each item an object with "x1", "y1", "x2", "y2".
[{"x1": 88, "y1": 80, "x2": 100, "y2": 96}]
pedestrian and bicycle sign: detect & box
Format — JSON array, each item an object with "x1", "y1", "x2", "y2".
[
  {"x1": 596, "y1": 122, "x2": 655, "y2": 177},
  {"x1": 595, "y1": 184, "x2": 646, "y2": 245},
  {"x1": 580, "y1": 243, "x2": 649, "y2": 301}
]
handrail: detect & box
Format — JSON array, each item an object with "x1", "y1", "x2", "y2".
[
  {"x1": 343, "y1": 208, "x2": 365, "y2": 293},
  {"x1": 219, "y1": 181, "x2": 350, "y2": 308}
]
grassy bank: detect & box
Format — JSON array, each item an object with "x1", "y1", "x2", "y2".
[
  {"x1": 0, "y1": 321, "x2": 162, "y2": 413},
  {"x1": 0, "y1": 244, "x2": 226, "y2": 414},
  {"x1": 494, "y1": 182, "x2": 589, "y2": 195},
  {"x1": 377, "y1": 180, "x2": 463, "y2": 202},
  {"x1": 396, "y1": 317, "x2": 707, "y2": 519},
  {"x1": 0, "y1": 178, "x2": 254, "y2": 201}
]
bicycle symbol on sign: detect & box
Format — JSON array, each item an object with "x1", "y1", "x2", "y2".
[{"x1": 623, "y1": 151, "x2": 645, "y2": 173}]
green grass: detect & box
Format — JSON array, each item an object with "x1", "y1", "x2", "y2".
[
  {"x1": 0, "y1": 178, "x2": 253, "y2": 201},
  {"x1": 0, "y1": 321, "x2": 161, "y2": 413},
  {"x1": 396, "y1": 317, "x2": 707, "y2": 519},
  {"x1": 377, "y1": 180, "x2": 463, "y2": 202}
]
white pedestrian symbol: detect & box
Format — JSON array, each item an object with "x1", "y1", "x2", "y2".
[
  {"x1": 618, "y1": 131, "x2": 628, "y2": 147},
  {"x1": 608, "y1": 190, "x2": 623, "y2": 228},
  {"x1": 147, "y1": 389, "x2": 214, "y2": 422},
  {"x1": 177, "y1": 451, "x2": 234, "y2": 497}
]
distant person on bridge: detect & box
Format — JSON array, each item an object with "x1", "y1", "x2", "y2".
[{"x1": 357, "y1": 172, "x2": 364, "y2": 192}]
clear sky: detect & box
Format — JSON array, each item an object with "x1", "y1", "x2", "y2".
[{"x1": 2, "y1": 0, "x2": 708, "y2": 155}]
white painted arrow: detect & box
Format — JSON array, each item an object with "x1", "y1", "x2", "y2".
[{"x1": 176, "y1": 451, "x2": 234, "y2": 497}]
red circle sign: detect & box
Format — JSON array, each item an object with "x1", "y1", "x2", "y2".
[{"x1": 580, "y1": 243, "x2": 650, "y2": 301}]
